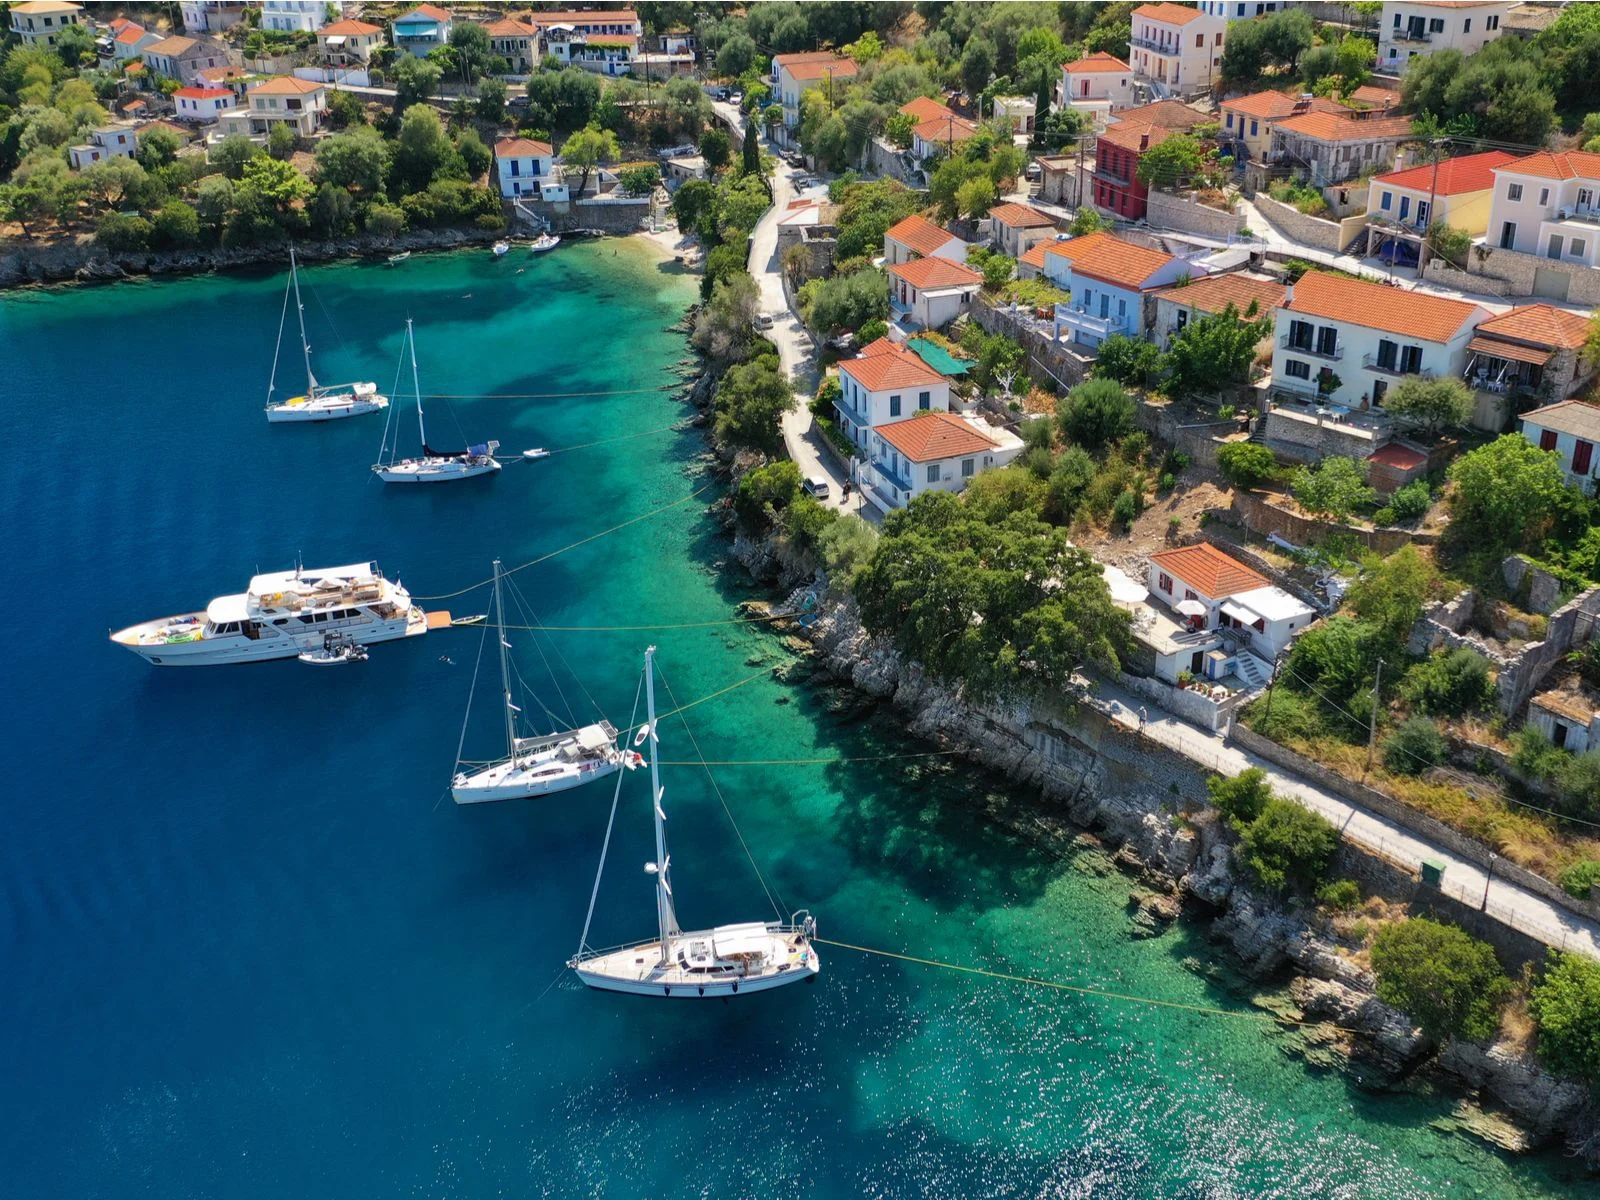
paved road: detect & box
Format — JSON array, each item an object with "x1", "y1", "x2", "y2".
[
  {"x1": 1085, "y1": 675, "x2": 1600, "y2": 961},
  {"x1": 714, "y1": 102, "x2": 882, "y2": 524}
]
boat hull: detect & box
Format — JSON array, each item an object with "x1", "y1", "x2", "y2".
[
  {"x1": 573, "y1": 929, "x2": 820, "y2": 998},
  {"x1": 111, "y1": 608, "x2": 425, "y2": 666},
  {"x1": 373, "y1": 458, "x2": 501, "y2": 484},
  {"x1": 452, "y1": 753, "x2": 623, "y2": 804}
]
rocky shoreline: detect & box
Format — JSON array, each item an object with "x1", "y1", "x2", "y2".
[
  {"x1": 0, "y1": 225, "x2": 503, "y2": 290},
  {"x1": 678, "y1": 346, "x2": 1597, "y2": 1168}
]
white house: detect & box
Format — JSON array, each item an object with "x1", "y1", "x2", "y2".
[
  {"x1": 1145, "y1": 542, "x2": 1310, "y2": 683},
  {"x1": 393, "y1": 4, "x2": 453, "y2": 56},
  {"x1": 1519, "y1": 400, "x2": 1600, "y2": 491},
  {"x1": 834, "y1": 337, "x2": 952, "y2": 452},
  {"x1": 219, "y1": 75, "x2": 327, "y2": 139},
  {"x1": 1057, "y1": 52, "x2": 1136, "y2": 125},
  {"x1": 1366, "y1": 149, "x2": 1519, "y2": 266},
  {"x1": 1485, "y1": 150, "x2": 1600, "y2": 269},
  {"x1": 911, "y1": 112, "x2": 978, "y2": 162},
  {"x1": 887, "y1": 255, "x2": 984, "y2": 331},
  {"x1": 1378, "y1": 1, "x2": 1508, "y2": 71},
  {"x1": 883, "y1": 214, "x2": 967, "y2": 267},
  {"x1": 262, "y1": 0, "x2": 338, "y2": 33},
  {"x1": 173, "y1": 85, "x2": 233, "y2": 123},
  {"x1": 772, "y1": 52, "x2": 857, "y2": 143},
  {"x1": 1128, "y1": 2, "x2": 1225, "y2": 99},
  {"x1": 179, "y1": 2, "x2": 248, "y2": 34},
  {"x1": 67, "y1": 125, "x2": 137, "y2": 170},
  {"x1": 7, "y1": 1, "x2": 81, "y2": 49},
  {"x1": 992, "y1": 95, "x2": 1036, "y2": 135},
  {"x1": 1150, "y1": 271, "x2": 1287, "y2": 351},
  {"x1": 1041, "y1": 231, "x2": 1202, "y2": 349},
  {"x1": 141, "y1": 35, "x2": 231, "y2": 86},
  {"x1": 1527, "y1": 689, "x2": 1599, "y2": 754},
  {"x1": 987, "y1": 202, "x2": 1056, "y2": 259},
  {"x1": 529, "y1": 8, "x2": 643, "y2": 40},
  {"x1": 1272, "y1": 270, "x2": 1488, "y2": 410},
  {"x1": 318, "y1": 18, "x2": 384, "y2": 65},
  {"x1": 493, "y1": 136, "x2": 556, "y2": 199},
  {"x1": 111, "y1": 21, "x2": 161, "y2": 62},
  {"x1": 867, "y1": 412, "x2": 1024, "y2": 511},
  {"x1": 564, "y1": 33, "x2": 638, "y2": 76}
]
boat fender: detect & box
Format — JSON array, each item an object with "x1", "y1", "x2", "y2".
[
  {"x1": 731, "y1": 979, "x2": 738, "y2": 994},
  {"x1": 662, "y1": 985, "x2": 671, "y2": 996},
  {"x1": 698, "y1": 986, "x2": 704, "y2": 996}
]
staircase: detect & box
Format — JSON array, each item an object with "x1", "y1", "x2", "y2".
[{"x1": 1234, "y1": 651, "x2": 1271, "y2": 690}]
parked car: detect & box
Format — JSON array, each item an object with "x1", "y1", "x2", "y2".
[
  {"x1": 728, "y1": 91, "x2": 743, "y2": 105},
  {"x1": 753, "y1": 312, "x2": 776, "y2": 330},
  {"x1": 803, "y1": 475, "x2": 831, "y2": 499},
  {"x1": 1025, "y1": 162, "x2": 1041, "y2": 180},
  {"x1": 796, "y1": 175, "x2": 819, "y2": 190},
  {"x1": 826, "y1": 331, "x2": 856, "y2": 353}
]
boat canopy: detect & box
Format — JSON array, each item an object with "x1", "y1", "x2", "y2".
[
  {"x1": 248, "y1": 562, "x2": 379, "y2": 596},
  {"x1": 711, "y1": 923, "x2": 774, "y2": 959},
  {"x1": 206, "y1": 593, "x2": 250, "y2": 624},
  {"x1": 576, "y1": 724, "x2": 614, "y2": 751}
]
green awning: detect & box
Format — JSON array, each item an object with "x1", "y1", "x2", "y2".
[{"x1": 907, "y1": 336, "x2": 970, "y2": 377}]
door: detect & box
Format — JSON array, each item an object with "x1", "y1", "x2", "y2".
[
  {"x1": 1532, "y1": 266, "x2": 1571, "y2": 301},
  {"x1": 1190, "y1": 651, "x2": 1204, "y2": 675},
  {"x1": 1547, "y1": 234, "x2": 1564, "y2": 259},
  {"x1": 1499, "y1": 221, "x2": 1517, "y2": 250},
  {"x1": 1573, "y1": 439, "x2": 1594, "y2": 476},
  {"x1": 1372, "y1": 379, "x2": 1387, "y2": 407},
  {"x1": 1553, "y1": 722, "x2": 1568, "y2": 750}
]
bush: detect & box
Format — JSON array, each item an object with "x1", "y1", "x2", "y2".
[
  {"x1": 1235, "y1": 797, "x2": 1338, "y2": 894},
  {"x1": 1387, "y1": 479, "x2": 1432, "y2": 522},
  {"x1": 819, "y1": 514, "x2": 878, "y2": 586},
  {"x1": 807, "y1": 268, "x2": 888, "y2": 334},
  {"x1": 1559, "y1": 859, "x2": 1600, "y2": 900},
  {"x1": 1317, "y1": 878, "x2": 1362, "y2": 911},
  {"x1": 1290, "y1": 455, "x2": 1376, "y2": 521},
  {"x1": 1245, "y1": 685, "x2": 1329, "y2": 744},
  {"x1": 856, "y1": 318, "x2": 888, "y2": 345},
  {"x1": 713, "y1": 356, "x2": 791, "y2": 456},
  {"x1": 1093, "y1": 334, "x2": 1163, "y2": 386},
  {"x1": 1528, "y1": 951, "x2": 1600, "y2": 1083},
  {"x1": 1207, "y1": 767, "x2": 1272, "y2": 826},
  {"x1": 366, "y1": 202, "x2": 405, "y2": 237},
  {"x1": 733, "y1": 460, "x2": 801, "y2": 533},
  {"x1": 149, "y1": 201, "x2": 199, "y2": 250},
  {"x1": 1383, "y1": 715, "x2": 1446, "y2": 776},
  {"x1": 1110, "y1": 488, "x2": 1138, "y2": 529},
  {"x1": 1216, "y1": 441, "x2": 1277, "y2": 490},
  {"x1": 1400, "y1": 648, "x2": 1494, "y2": 717},
  {"x1": 1057, "y1": 378, "x2": 1134, "y2": 452},
  {"x1": 1371, "y1": 918, "x2": 1509, "y2": 1043},
  {"x1": 94, "y1": 211, "x2": 151, "y2": 252}
]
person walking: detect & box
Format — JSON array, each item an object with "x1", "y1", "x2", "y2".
[{"x1": 1137, "y1": 706, "x2": 1148, "y2": 732}]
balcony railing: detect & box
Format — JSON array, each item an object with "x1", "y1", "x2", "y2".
[
  {"x1": 871, "y1": 458, "x2": 913, "y2": 493},
  {"x1": 1391, "y1": 28, "x2": 1431, "y2": 43},
  {"x1": 1055, "y1": 303, "x2": 1128, "y2": 340},
  {"x1": 1093, "y1": 161, "x2": 1132, "y2": 185},
  {"x1": 834, "y1": 397, "x2": 868, "y2": 428},
  {"x1": 1361, "y1": 353, "x2": 1431, "y2": 379},
  {"x1": 1129, "y1": 34, "x2": 1176, "y2": 55},
  {"x1": 1279, "y1": 333, "x2": 1342, "y2": 360}
]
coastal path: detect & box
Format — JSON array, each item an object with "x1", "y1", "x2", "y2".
[{"x1": 1085, "y1": 674, "x2": 1600, "y2": 961}]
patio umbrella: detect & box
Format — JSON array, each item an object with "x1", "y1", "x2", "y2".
[{"x1": 1176, "y1": 599, "x2": 1207, "y2": 618}]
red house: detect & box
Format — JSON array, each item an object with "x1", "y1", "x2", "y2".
[{"x1": 1091, "y1": 99, "x2": 1209, "y2": 221}]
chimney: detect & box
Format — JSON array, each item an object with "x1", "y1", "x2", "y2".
[{"x1": 1140, "y1": 132, "x2": 1149, "y2": 151}]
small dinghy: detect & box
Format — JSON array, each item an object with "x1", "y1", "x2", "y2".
[
  {"x1": 522, "y1": 447, "x2": 550, "y2": 460},
  {"x1": 492, "y1": 241, "x2": 510, "y2": 257},
  {"x1": 298, "y1": 631, "x2": 369, "y2": 666},
  {"x1": 530, "y1": 233, "x2": 560, "y2": 253},
  {"x1": 387, "y1": 251, "x2": 411, "y2": 265}
]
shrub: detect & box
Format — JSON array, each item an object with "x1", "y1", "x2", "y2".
[
  {"x1": 1384, "y1": 374, "x2": 1474, "y2": 436},
  {"x1": 1057, "y1": 378, "x2": 1135, "y2": 451},
  {"x1": 1528, "y1": 951, "x2": 1600, "y2": 1083},
  {"x1": 1559, "y1": 859, "x2": 1600, "y2": 900},
  {"x1": 149, "y1": 201, "x2": 199, "y2": 250},
  {"x1": 1245, "y1": 686, "x2": 1327, "y2": 744},
  {"x1": 1216, "y1": 441, "x2": 1277, "y2": 490},
  {"x1": 1387, "y1": 479, "x2": 1432, "y2": 522},
  {"x1": 1093, "y1": 334, "x2": 1163, "y2": 386},
  {"x1": 94, "y1": 211, "x2": 151, "y2": 252},
  {"x1": 807, "y1": 268, "x2": 888, "y2": 334},
  {"x1": 732, "y1": 460, "x2": 801, "y2": 533},
  {"x1": 818, "y1": 514, "x2": 878, "y2": 588},
  {"x1": 1317, "y1": 879, "x2": 1362, "y2": 911},
  {"x1": 1400, "y1": 648, "x2": 1494, "y2": 717},
  {"x1": 366, "y1": 202, "x2": 405, "y2": 237},
  {"x1": 1235, "y1": 797, "x2": 1338, "y2": 894},
  {"x1": 1207, "y1": 767, "x2": 1272, "y2": 826},
  {"x1": 1383, "y1": 715, "x2": 1446, "y2": 776},
  {"x1": 1447, "y1": 434, "x2": 1573, "y2": 557},
  {"x1": 856, "y1": 318, "x2": 888, "y2": 345},
  {"x1": 1346, "y1": 545, "x2": 1441, "y2": 647},
  {"x1": 1110, "y1": 488, "x2": 1139, "y2": 528},
  {"x1": 1290, "y1": 455, "x2": 1376, "y2": 521},
  {"x1": 1372, "y1": 918, "x2": 1509, "y2": 1043}
]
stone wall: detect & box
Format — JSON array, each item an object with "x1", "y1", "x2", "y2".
[
  {"x1": 1133, "y1": 398, "x2": 1241, "y2": 469},
  {"x1": 516, "y1": 193, "x2": 653, "y2": 234},
  {"x1": 1229, "y1": 724, "x2": 1600, "y2": 927},
  {"x1": 970, "y1": 294, "x2": 1094, "y2": 391},
  {"x1": 1116, "y1": 669, "x2": 1251, "y2": 733},
  {"x1": 1424, "y1": 245, "x2": 1600, "y2": 305},
  {"x1": 1504, "y1": 555, "x2": 1577, "y2": 616},
  {"x1": 867, "y1": 136, "x2": 914, "y2": 184},
  {"x1": 1259, "y1": 408, "x2": 1387, "y2": 463},
  {"x1": 1253, "y1": 195, "x2": 1367, "y2": 254},
  {"x1": 1495, "y1": 586, "x2": 1600, "y2": 716},
  {"x1": 1145, "y1": 189, "x2": 1245, "y2": 240},
  {"x1": 1231, "y1": 488, "x2": 1432, "y2": 554}
]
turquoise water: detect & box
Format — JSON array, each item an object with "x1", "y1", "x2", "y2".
[{"x1": 0, "y1": 244, "x2": 1589, "y2": 1198}]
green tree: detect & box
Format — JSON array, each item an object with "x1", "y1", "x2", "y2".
[
  {"x1": 327, "y1": 88, "x2": 367, "y2": 129},
  {"x1": 716, "y1": 33, "x2": 758, "y2": 77},
  {"x1": 670, "y1": 177, "x2": 714, "y2": 233},
  {"x1": 241, "y1": 155, "x2": 314, "y2": 210},
  {"x1": 1346, "y1": 544, "x2": 1440, "y2": 646},
  {"x1": 447, "y1": 21, "x2": 495, "y2": 85},
  {"x1": 94, "y1": 210, "x2": 152, "y2": 252},
  {"x1": 1371, "y1": 918, "x2": 1510, "y2": 1043},
  {"x1": 1529, "y1": 951, "x2": 1600, "y2": 1082},
  {"x1": 885, "y1": 110, "x2": 917, "y2": 148},
  {"x1": 476, "y1": 77, "x2": 508, "y2": 123},
  {"x1": 455, "y1": 128, "x2": 491, "y2": 180},
  {"x1": 560, "y1": 124, "x2": 620, "y2": 193},
  {"x1": 265, "y1": 122, "x2": 297, "y2": 160},
  {"x1": 619, "y1": 164, "x2": 660, "y2": 196},
  {"x1": 700, "y1": 127, "x2": 732, "y2": 170},
  {"x1": 1069, "y1": 205, "x2": 1105, "y2": 236},
  {"x1": 149, "y1": 201, "x2": 200, "y2": 249},
  {"x1": 313, "y1": 127, "x2": 387, "y2": 197},
  {"x1": 692, "y1": 270, "x2": 760, "y2": 360},
  {"x1": 1384, "y1": 374, "x2": 1474, "y2": 437},
  {"x1": 391, "y1": 103, "x2": 453, "y2": 193},
  {"x1": 80, "y1": 157, "x2": 147, "y2": 212},
  {"x1": 1383, "y1": 714, "x2": 1446, "y2": 775},
  {"x1": 819, "y1": 514, "x2": 879, "y2": 588},
  {"x1": 308, "y1": 181, "x2": 355, "y2": 237},
  {"x1": 1136, "y1": 133, "x2": 1203, "y2": 189},
  {"x1": 740, "y1": 122, "x2": 763, "y2": 180},
  {"x1": 1400, "y1": 648, "x2": 1493, "y2": 717},
  {"x1": 714, "y1": 356, "x2": 792, "y2": 455},
  {"x1": 135, "y1": 126, "x2": 181, "y2": 171},
  {"x1": 1057, "y1": 378, "x2": 1135, "y2": 452},
  {"x1": 1290, "y1": 456, "x2": 1376, "y2": 522},
  {"x1": 53, "y1": 21, "x2": 97, "y2": 67},
  {"x1": 194, "y1": 175, "x2": 235, "y2": 242},
  {"x1": 733, "y1": 459, "x2": 802, "y2": 532},
  {"x1": 1208, "y1": 767, "x2": 1273, "y2": 827},
  {"x1": 365, "y1": 200, "x2": 406, "y2": 237},
  {"x1": 393, "y1": 53, "x2": 442, "y2": 110},
  {"x1": 955, "y1": 173, "x2": 996, "y2": 219},
  {"x1": 1093, "y1": 334, "x2": 1163, "y2": 386},
  {"x1": 1235, "y1": 797, "x2": 1338, "y2": 894},
  {"x1": 806, "y1": 268, "x2": 888, "y2": 334},
  {"x1": 1216, "y1": 442, "x2": 1277, "y2": 490},
  {"x1": 1446, "y1": 434, "x2": 1573, "y2": 556},
  {"x1": 1163, "y1": 304, "x2": 1272, "y2": 397},
  {"x1": 1220, "y1": 18, "x2": 1269, "y2": 86},
  {"x1": 961, "y1": 36, "x2": 997, "y2": 100},
  {"x1": 212, "y1": 133, "x2": 263, "y2": 180}
]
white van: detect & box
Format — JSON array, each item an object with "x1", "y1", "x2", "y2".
[{"x1": 802, "y1": 475, "x2": 830, "y2": 499}]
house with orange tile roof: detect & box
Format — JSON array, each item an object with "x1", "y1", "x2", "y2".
[
  {"x1": 142, "y1": 34, "x2": 231, "y2": 86},
  {"x1": 481, "y1": 15, "x2": 537, "y2": 73},
  {"x1": 317, "y1": 18, "x2": 384, "y2": 66},
  {"x1": 1484, "y1": 150, "x2": 1600, "y2": 270},
  {"x1": 911, "y1": 113, "x2": 979, "y2": 161},
  {"x1": 883, "y1": 214, "x2": 967, "y2": 267},
  {"x1": 1144, "y1": 542, "x2": 1312, "y2": 679},
  {"x1": 987, "y1": 202, "x2": 1057, "y2": 259},
  {"x1": 834, "y1": 337, "x2": 955, "y2": 452},
  {"x1": 1271, "y1": 270, "x2": 1488, "y2": 411},
  {"x1": 1150, "y1": 272, "x2": 1287, "y2": 350},
  {"x1": 1128, "y1": 3, "x2": 1226, "y2": 99},
  {"x1": 1267, "y1": 109, "x2": 1413, "y2": 186},
  {"x1": 864, "y1": 411, "x2": 1024, "y2": 511},
  {"x1": 1091, "y1": 99, "x2": 1210, "y2": 220},
  {"x1": 1057, "y1": 52, "x2": 1136, "y2": 124},
  {"x1": 7, "y1": 1, "x2": 81, "y2": 49},
  {"x1": 173, "y1": 85, "x2": 234, "y2": 123},
  {"x1": 1465, "y1": 305, "x2": 1597, "y2": 424},
  {"x1": 111, "y1": 21, "x2": 162, "y2": 62},
  {"x1": 218, "y1": 75, "x2": 328, "y2": 139},
  {"x1": 1039, "y1": 232, "x2": 1204, "y2": 348},
  {"x1": 887, "y1": 256, "x2": 984, "y2": 332},
  {"x1": 1218, "y1": 91, "x2": 1345, "y2": 166},
  {"x1": 493, "y1": 136, "x2": 557, "y2": 200},
  {"x1": 1017, "y1": 241, "x2": 1053, "y2": 280},
  {"x1": 1366, "y1": 151, "x2": 1520, "y2": 265},
  {"x1": 1379, "y1": 2, "x2": 1509, "y2": 72},
  {"x1": 1519, "y1": 399, "x2": 1600, "y2": 489},
  {"x1": 899, "y1": 95, "x2": 954, "y2": 125},
  {"x1": 771, "y1": 53, "x2": 857, "y2": 145}
]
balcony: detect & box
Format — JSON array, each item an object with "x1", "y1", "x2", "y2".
[
  {"x1": 1055, "y1": 303, "x2": 1128, "y2": 343},
  {"x1": 1361, "y1": 353, "x2": 1431, "y2": 379},
  {"x1": 1269, "y1": 396, "x2": 1394, "y2": 437},
  {"x1": 834, "y1": 396, "x2": 868, "y2": 430},
  {"x1": 1391, "y1": 27, "x2": 1431, "y2": 43},
  {"x1": 1279, "y1": 333, "x2": 1342, "y2": 361},
  {"x1": 871, "y1": 457, "x2": 913, "y2": 494},
  {"x1": 1093, "y1": 160, "x2": 1132, "y2": 185},
  {"x1": 1129, "y1": 34, "x2": 1177, "y2": 55}
]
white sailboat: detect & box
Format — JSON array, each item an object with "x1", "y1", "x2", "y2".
[
  {"x1": 451, "y1": 560, "x2": 634, "y2": 804},
  {"x1": 372, "y1": 319, "x2": 501, "y2": 484},
  {"x1": 264, "y1": 248, "x2": 388, "y2": 423},
  {"x1": 569, "y1": 647, "x2": 820, "y2": 998}
]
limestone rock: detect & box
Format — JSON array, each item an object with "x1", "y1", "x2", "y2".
[
  {"x1": 1181, "y1": 840, "x2": 1235, "y2": 907},
  {"x1": 1127, "y1": 889, "x2": 1182, "y2": 938},
  {"x1": 1289, "y1": 976, "x2": 1430, "y2": 1083},
  {"x1": 1438, "y1": 1039, "x2": 1590, "y2": 1141}
]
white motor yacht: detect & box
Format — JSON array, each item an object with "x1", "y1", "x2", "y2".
[{"x1": 110, "y1": 562, "x2": 426, "y2": 666}]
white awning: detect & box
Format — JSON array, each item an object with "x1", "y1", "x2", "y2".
[
  {"x1": 712, "y1": 922, "x2": 774, "y2": 958},
  {"x1": 324, "y1": 35, "x2": 346, "y2": 45},
  {"x1": 1221, "y1": 600, "x2": 1256, "y2": 624},
  {"x1": 206, "y1": 593, "x2": 250, "y2": 623}
]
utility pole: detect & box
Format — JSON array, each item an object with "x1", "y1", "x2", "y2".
[
  {"x1": 1417, "y1": 137, "x2": 1443, "y2": 275},
  {"x1": 1365, "y1": 657, "x2": 1384, "y2": 773},
  {"x1": 1481, "y1": 853, "x2": 1495, "y2": 911}
]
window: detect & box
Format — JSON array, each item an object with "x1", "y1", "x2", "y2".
[
  {"x1": 1581, "y1": 188, "x2": 1595, "y2": 208},
  {"x1": 1184, "y1": 589, "x2": 1199, "y2": 602},
  {"x1": 1195, "y1": 33, "x2": 1203, "y2": 46},
  {"x1": 1158, "y1": 572, "x2": 1174, "y2": 593},
  {"x1": 1393, "y1": 12, "x2": 1401, "y2": 26},
  {"x1": 1380, "y1": 190, "x2": 1391, "y2": 211},
  {"x1": 1428, "y1": 17, "x2": 1444, "y2": 32},
  {"x1": 1288, "y1": 318, "x2": 1313, "y2": 350},
  {"x1": 1507, "y1": 183, "x2": 1523, "y2": 202},
  {"x1": 889, "y1": 395, "x2": 901, "y2": 416},
  {"x1": 1372, "y1": 378, "x2": 1387, "y2": 406},
  {"x1": 926, "y1": 463, "x2": 941, "y2": 483},
  {"x1": 961, "y1": 458, "x2": 975, "y2": 478},
  {"x1": 1376, "y1": 339, "x2": 1397, "y2": 370},
  {"x1": 1538, "y1": 187, "x2": 1549, "y2": 206},
  {"x1": 1285, "y1": 358, "x2": 1311, "y2": 379},
  {"x1": 918, "y1": 390, "x2": 930, "y2": 410},
  {"x1": 1575, "y1": 440, "x2": 1595, "y2": 475},
  {"x1": 1500, "y1": 221, "x2": 1517, "y2": 249},
  {"x1": 1572, "y1": 238, "x2": 1586, "y2": 258},
  {"x1": 1315, "y1": 325, "x2": 1338, "y2": 357},
  {"x1": 1226, "y1": 112, "x2": 1233, "y2": 129},
  {"x1": 1487, "y1": 14, "x2": 1499, "y2": 30},
  {"x1": 1400, "y1": 345, "x2": 1423, "y2": 374},
  {"x1": 1416, "y1": 201, "x2": 1429, "y2": 226},
  {"x1": 1398, "y1": 195, "x2": 1410, "y2": 221},
  {"x1": 1539, "y1": 429, "x2": 1558, "y2": 451},
  {"x1": 1250, "y1": 119, "x2": 1258, "y2": 136}
]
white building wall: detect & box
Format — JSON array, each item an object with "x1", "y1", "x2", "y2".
[
  {"x1": 1129, "y1": 9, "x2": 1225, "y2": 95},
  {"x1": 1520, "y1": 419, "x2": 1600, "y2": 489},
  {"x1": 1379, "y1": 2, "x2": 1507, "y2": 69},
  {"x1": 1270, "y1": 310, "x2": 1484, "y2": 409}
]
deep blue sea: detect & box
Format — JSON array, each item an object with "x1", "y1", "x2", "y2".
[{"x1": 0, "y1": 242, "x2": 1591, "y2": 1198}]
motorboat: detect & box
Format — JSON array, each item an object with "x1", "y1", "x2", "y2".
[
  {"x1": 492, "y1": 241, "x2": 510, "y2": 257},
  {"x1": 297, "y1": 631, "x2": 370, "y2": 665},
  {"x1": 530, "y1": 233, "x2": 560, "y2": 253}
]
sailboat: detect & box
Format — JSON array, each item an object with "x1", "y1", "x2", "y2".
[
  {"x1": 264, "y1": 248, "x2": 388, "y2": 423},
  {"x1": 568, "y1": 647, "x2": 820, "y2": 998},
  {"x1": 451, "y1": 560, "x2": 633, "y2": 804},
  {"x1": 372, "y1": 318, "x2": 501, "y2": 483}
]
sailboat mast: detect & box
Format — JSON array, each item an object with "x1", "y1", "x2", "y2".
[
  {"x1": 290, "y1": 247, "x2": 315, "y2": 394},
  {"x1": 644, "y1": 647, "x2": 677, "y2": 962},
  {"x1": 407, "y1": 318, "x2": 426, "y2": 448},
  {"x1": 493, "y1": 560, "x2": 516, "y2": 759}
]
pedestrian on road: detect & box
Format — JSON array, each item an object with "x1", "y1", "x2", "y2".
[{"x1": 1138, "y1": 706, "x2": 1148, "y2": 731}]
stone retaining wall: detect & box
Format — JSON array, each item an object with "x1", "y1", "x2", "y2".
[
  {"x1": 1231, "y1": 488, "x2": 1432, "y2": 554},
  {"x1": 1253, "y1": 195, "x2": 1366, "y2": 254},
  {"x1": 970, "y1": 294, "x2": 1094, "y2": 391},
  {"x1": 1229, "y1": 724, "x2": 1600, "y2": 926},
  {"x1": 1496, "y1": 586, "x2": 1600, "y2": 716},
  {"x1": 1115, "y1": 669, "x2": 1250, "y2": 733},
  {"x1": 1424, "y1": 245, "x2": 1600, "y2": 305},
  {"x1": 1145, "y1": 189, "x2": 1245, "y2": 239}
]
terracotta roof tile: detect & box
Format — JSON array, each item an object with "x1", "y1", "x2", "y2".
[
  {"x1": 885, "y1": 214, "x2": 960, "y2": 257},
  {"x1": 1133, "y1": 3, "x2": 1206, "y2": 26},
  {"x1": 1474, "y1": 304, "x2": 1590, "y2": 350},
  {"x1": 1221, "y1": 91, "x2": 1345, "y2": 121},
  {"x1": 1275, "y1": 110, "x2": 1412, "y2": 142},
  {"x1": 1372, "y1": 150, "x2": 1519, "y2": 196},
  {"x1": 875, "y1": 412, "x2": 996, "y2": 461},
  {"x1": 841, "y1": 338, "x2": 950, "y2": 392},
  {"x1": 146, "y1": 35, "x2": 200, "y2": 57},
  {"x1": 1148, "y1": 543, "x2": 1267, "y2": 598},
  {"x1": 320, "y1": 18, "x2": 382, "y2": 35},
  {"x1": 1522, "y1": 400, "x2": 1600, "y2": 442},
  {"x1": 529, "y1": 8, "x2": 637, "y2": 24},
  {"x1": 914, "y1": 113, "x2": 978, "y2": 143},
  {"x1": 1153, "y1": 272, "x2": 1287, "y2": 316},
  {"x1": 114, "y1": 25, "x2": 148, "y2": 44},
  {"x1": 250, "y1": 76, "x2": 325, "y2": 96},
  {"x1": 496, "y1": 136, "x2": 552, "y2": 157},
  {"x1": 585, "y1": 33, "x2": 637, "y2": 47},
  {"x1": 1367, "y1": 443, "x2": 1428, "y2": 470},
  {"x1": 1019, "y1": 242, "x2": 1051, "y2": 270},
  {"x1": 1349, "y1": 84, "x2": 1397, "y2": 108},
  {"x1": 899, "y1": 95, "x2": 953, "y2": 122},
  {"x1": 399, "y1": 4, "x2": 452, "y2": 20},
  {"x1": 1285, "y1": 271, "x2": 1480, "y2": 343},
  {"x1": 781, "y1": 55, "x2": 859, "y2": 82},
  {"x1": 888, "y1": 256, "x2": 983, "y2": 290},
  {"x1": 989, "y1": 202, "x2": 1055, "y2": 229},
  {"x1": 1495, "y1": 150, "x2": 1600, "y2": 182},
  {"x1": 174, "y1": 86, "x2": 232, "y2": 99},
  {"x1": 1114, "y1": 98, "x2": 1210, "y2": 130},
  {"x1": 1065, "y1": 52, "x2": 1130, "y2": 74},
  {"x1": 1043, "y1": 231, "x2": 1179, "y2": 291},
  {"x1": 1098, "y1": 119, "x2": 1182, "y2": 153}
]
